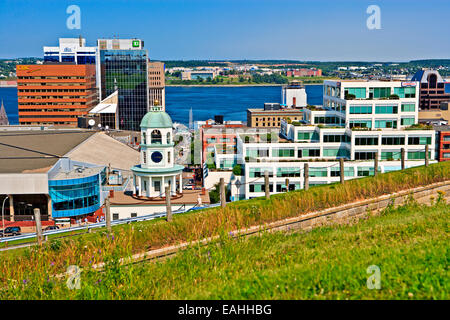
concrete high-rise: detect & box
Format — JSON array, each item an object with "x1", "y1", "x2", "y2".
[
  {"x1": 148, "y1": 61, "x2": 166, "y2": 111},
  {"x1": 16, "y1": 64, "x2": 98, "y2": 127}
]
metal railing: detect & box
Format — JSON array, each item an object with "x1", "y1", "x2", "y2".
[{"x1": 0, "y1": 202, "x2": 221, "y2": 244}]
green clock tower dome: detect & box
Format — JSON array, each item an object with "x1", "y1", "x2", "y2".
[{"x1": 140, "y1": 111, "x2": 173, "y2": 129}]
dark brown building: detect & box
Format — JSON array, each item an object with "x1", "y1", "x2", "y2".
[{"x1": 411, "y1": 69, "x2": 450, "y2": 110}]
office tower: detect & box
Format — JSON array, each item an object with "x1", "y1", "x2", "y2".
[
  {"x1": 16, "y1": 64, "x2": 98, "y2": 127},
  {"x1": 43, "y1": 37, "x2": 97, "y2": 64},
  {"x1": 148, "y1": 61, "x2": 166, "y2": 111},
  {"x1": 411, "y1": 69, "x2": 450, "y2": 111},
  {"x1": 411, "y1": 69, "x2": 450, "y2": 124},
  {"x1": 98, "y1": 39, "x2": 149, "y2": 131}
]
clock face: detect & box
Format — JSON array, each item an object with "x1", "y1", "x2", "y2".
[{"x1": 151, "y1": 151, "x2": 163, "y2": 163}]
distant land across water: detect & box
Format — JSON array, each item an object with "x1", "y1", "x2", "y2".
[{"x1": 1, "y1": 84, "x2": 449, "y2": 126}]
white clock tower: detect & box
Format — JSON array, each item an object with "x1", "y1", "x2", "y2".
[{"x1": 131, "y1": 109, "x2": 184, "y2": 198}]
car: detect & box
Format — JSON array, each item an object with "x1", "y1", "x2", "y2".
[
  {"x1": 183, "y1": 183, "x2": 195, "y2": 190},
  {"x1": 44, "y1": 225, "x2": 60, "y2": 231},
  {"x1": 0, "y1": 226, "x2": 21, "y2": 237}
]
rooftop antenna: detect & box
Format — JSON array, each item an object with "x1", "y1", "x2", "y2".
[{"x1": 79, "y1": 35, "x2": 83, "y2": 47}]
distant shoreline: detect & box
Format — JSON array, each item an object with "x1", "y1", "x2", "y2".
[
  {"x1": 0, "y1": 83, "x2": 324, "y2": 88},
  {"x1": 166, "y1": 83, "x2": 322, "y2": 87}
]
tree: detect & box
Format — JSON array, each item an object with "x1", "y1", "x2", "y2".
[
  {"x1": 209, "y1": 183, "x2": 231, "y2": 204},
  {"x1": 232, "y1": 164, "x2": 243, "y2": 176}
]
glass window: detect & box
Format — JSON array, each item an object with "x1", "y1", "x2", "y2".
[
  {"x1": 355, "y1": 137, "x2": 379, "y2": 145},
  {"x1": 355, "y1": 151, "x2": 376, "y2": 160},
  {"x1": 369, "y1": 87, "x2": 391, "y2": 99},
  {"x1": 408, "y1": 136, "x2": 431, "y2": 145},
  {"x1": 408, "y1": 151, "x2": 431, "y2": 160},
  {"x1": 323, "y1": 134, "x2": 350, "y2": 143},
  {"x1": 381, "y1": 137, "x2": 405, "y2": 145},
  {"x1": 349, "y1": 120, "x2": 372, "y2": 129},
  {"x1": 357, "y1": 167, "x2": 376, "y2": 177},
  {"x1": 401, "y1": 117, "x2": 415, "y2": 126},
  {"x1": 249, "y1": 168, "x2": 273, "y2": 178},
  {"x1": 309, "y1": 167, "x2": 328, "y2": 177},
  {"x1": 401, "y1": 104, "x2": 415, "y2": 112},
  {"x1": 301, "y1": 149, "x2": 320, "y2": 157},
  {"x1": 345, "y1": 88, "x2": 366, "y2": 99},
  {"x1": 394, "y1": 87, "x2": 416, "y2": 98},
  {"x1": 349, "y1": 106, "x2": 372, "y2": 114},
  {"x1": 273, "y1": 148, "x2": 295, "y2": 157},
  {"x1": 277, "y1": 167, "x2": 301, "y2": 177},
  {"x1": 381, "y1": 151, "x2": 401, "y2": 160},
  {"x1": 375, "y1": 105, "x2": 398, "y2": 114},
  {"x1": 375, "y1": 120, "x2": 397, "y2": 129}
]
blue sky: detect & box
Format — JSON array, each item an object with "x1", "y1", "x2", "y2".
[{"x1": 0, "y1": 0, "x2": 449, "y2": 61}]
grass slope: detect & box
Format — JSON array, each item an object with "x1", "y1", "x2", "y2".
[
  {"x1": 0, "y1": 162, "x2": 449, "y2": 285},
  {"x1": 2, "y1": 199, "x2": 449, "y2": 299}
]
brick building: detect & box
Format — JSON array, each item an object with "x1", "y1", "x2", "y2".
[{"x1": 286, "y1": 68, "x2": 322, "y2": 77}]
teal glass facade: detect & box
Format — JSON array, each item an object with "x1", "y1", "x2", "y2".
[
  {"x1": 49, "y1": 173, "x2": 102, "y2": 218},
  {"x1": 100, "y1": 49, "x2": 149, "y2": 131}
]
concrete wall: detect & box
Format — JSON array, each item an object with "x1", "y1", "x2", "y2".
[
  {"x1": 0, "y1": 173, "x2": 48, "y2": 194},
  {"x1": 204, "y1": 171, "x2": 234, "y2": 189},
  {"x1": 110, "y1": 202, "x2": 200, "y2": 220}
]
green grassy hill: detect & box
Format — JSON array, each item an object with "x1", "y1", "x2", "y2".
[{"x1": 2, "y1": 199, "x2": 448, "y2": 299}]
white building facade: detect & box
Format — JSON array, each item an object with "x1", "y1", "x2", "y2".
[{"x1": 230, "y1": 80, "x2": 436, "y2": 200}]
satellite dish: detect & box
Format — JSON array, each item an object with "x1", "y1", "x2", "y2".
[
  {"x1": 105, "y1": 125, "x2": 109, "y2": 130},
  {"x1": 88, "y1": 119, "x2": 95, "y2": 126},
  {"x1": 98, "y1": 123, "x2": 102, "y2": 128}
]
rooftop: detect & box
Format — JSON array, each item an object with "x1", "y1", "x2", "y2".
[
  {"x1": 51, "y1": 166, "x2": 103, "y2": 180},
  {"x1": 0, "y1": 129, "x2": 95, "y2": 174},
  {"x1": 109, "y1": 189, "x2": 210, "y2": 206}
]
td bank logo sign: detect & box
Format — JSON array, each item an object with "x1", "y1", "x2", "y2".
[{"x1": 132, "y1": 40, "x2": 140, "y2": 48}]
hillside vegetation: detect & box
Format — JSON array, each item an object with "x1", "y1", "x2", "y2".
[
  {"x1": 0, "y1": 162, "x2": 449, "y2": 298},
  {"x1": 1, "y1": 198, "x2": 448, "y2": 299}
]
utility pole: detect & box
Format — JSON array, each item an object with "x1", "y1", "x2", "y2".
[
  {"x1": 105, "y1": 197, "x2": 111, "y2": 233},
  {"x1": 374, "y1": 152, "x2": 379, "y2": 176},
  {"x1": 264, "y1": 170, "x2": 270, "y2": 199},
  {"x1": 165, "y1": 186, "x2": 172, "y2": 221},
  {"x1": 33, "y1": 208, "x2": 43, "y2": 245},
  {"x1": 304, "y1": 163, "x2": 309, "y2": 191},
  {"x1": 425, "y1": 144, "x2": 429, "y2": 167},
  {"x1": 401, "y1": 148, "x2": 405, "y2": 170},
  {"x1": 220, "y1": 178, "x2": 226, "y2": 208},
  {"x1": 285, "y1": 178, "x2": 290, "y2": 192},
  {"x1": 339, "y1": 158, "x2": 344, "y2": 184}
]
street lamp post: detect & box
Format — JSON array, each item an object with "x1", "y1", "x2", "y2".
[{"x1": 1, "y1": 196, "x2": 9, "y2": 239}]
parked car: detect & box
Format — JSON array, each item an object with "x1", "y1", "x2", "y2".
[
  {"x1": 44, "y1": 225, "x2": 60, "y2": 231},
  {"x1": 0, "y1": 226, "x2": 21, "y2": 237},
  {"x1": 183, "y1": 183, "x2": 195, "y2": 190}
]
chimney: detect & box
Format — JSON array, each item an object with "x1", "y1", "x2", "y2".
[{"x1": 109, "y1": 190, "x2": 114, "y2": 198}]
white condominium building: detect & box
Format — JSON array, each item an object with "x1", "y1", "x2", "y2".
[{"x1": 228, "y1": 80, "x2": 436, "y2": 201}]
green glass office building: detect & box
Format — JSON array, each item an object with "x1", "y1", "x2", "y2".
[{"x1": 98, "y1": 39, "x2": 149, "y2": 131}]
